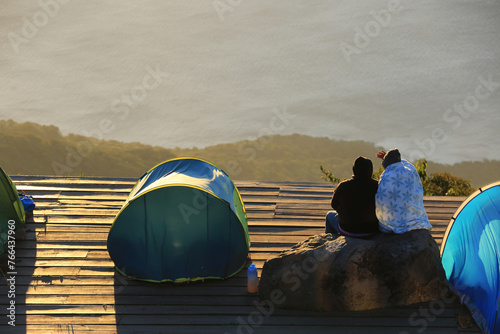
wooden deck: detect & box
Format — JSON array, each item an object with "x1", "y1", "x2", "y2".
[{"x1": 0, "y1": 176, "x2": 481, "y2": 334}]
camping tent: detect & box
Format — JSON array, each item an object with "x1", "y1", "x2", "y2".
[
  {"x1": 107, "y1": 158, "x2": 250, "y2": 283},
  {"x1": 441, "y1": 181, "x2": 500, "y2": 334},
  {"x1": 0, "y1": 166, "x2": 26, "y2": 254}
]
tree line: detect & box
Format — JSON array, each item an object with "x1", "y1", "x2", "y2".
[{"x1": 0, "y1": 120, "x2": 498, "y2": 190}]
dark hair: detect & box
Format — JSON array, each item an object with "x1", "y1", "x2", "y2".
[
  {"x1": 382, "y1": 149, "x2": 401, "y2": 168},
  {"x1": 353, "y1": 156, "x2": 373, "y2": 179}
]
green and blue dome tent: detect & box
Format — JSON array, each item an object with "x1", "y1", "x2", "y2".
[
  {"x1": 107, "y1": 158, "x2": 250, "y2": 283},
  {"x1": 0, "y1": 166, "x2": 25, "y2": 254},
  {"x1": 441, "y1": 181, "x2": 500, "y2": 334}
]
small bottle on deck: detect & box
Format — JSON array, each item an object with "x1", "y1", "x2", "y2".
[{"x1": 247, "y1": 264, "x2": 258, "y2": 293}]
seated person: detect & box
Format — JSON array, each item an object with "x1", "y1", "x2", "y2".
[
  {"x1": 375, "y1": 148, "x2": 432, "y2": 234},
  {"x1": 325, "y1": 156, "x2": 379, "y2": 237}
]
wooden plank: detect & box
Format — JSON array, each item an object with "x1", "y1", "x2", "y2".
[
  {"x1": 11, "y1": 267, "x2": 269, "y2": 280},
  {"x1": 33, "y1": 209, "x2": 119, "y2": 216},
  {"x1": 248, "y1": 219, "x2": 325, "y2": 227},
  {"x1": 1, "y1": 303, "x2": 461, "y2": 317},
  {"x1": 47, "y1": 199, "x2": 125, "y2": 207},
  {"x1": 18, "y1": 294, "x2": 258, "y2": 306},
  {"x1": 239, "y1": 188, "x2": 280, "y2": 195},
  {"x1": 0, "y1": 325, "x2": 468, "y2": 334},
  {"x1": 28, "y1": 217, "x2": 115, "y2": 225},
  {"x1": 423, "y1": 195, "x2": 467, "y2": 202},
  {"x1": 0, "y1": 325, "x2": 469, "y2": 334},
  {"x1": 13, "y1": 256, "x2": 273, "y2": 274},
  {"x1": 28, "y1": 225, "x2": 111, "y2": 233},
  {"x1": 12, "y1": 260, "x2": 267, "y2": 272},
  {"x1": 26, "y1": 217, "x2": 337, "y2": 228},
  {"x1": 14, "y1": 267, "x2": 117, "y2": 276},
  {"x1": 13, "y1": 242, "x2": 108, "y2": 250},
  {"x1": 0, "y1": 285, "x2": 249, "y2": 296},
  {"x1": 12, "y1": 175, "x2": 136, "y2": 183},
  {"x1": 17, "y1": 185, "x2": 131, "y2": 194},
  {"x1": 0, "y1": 308, "x2": 459, "y2": 325},
  {"x1": 32, "y1": 194, "x2": 127, "y2": 201},
  {"x1": 23, "y1": 232, "x2": 316, "y2": 244},
  {"x1": 15, "y1": 249, "x2": 96, "y2": 258},
  {"x1": 26, "y1": 226, "x2": 322, "y2": 238},
  {"x1": 3, "y1": 314, "x2": 457, "y2": 328},
  {"x1": 12, "y1": 263, "x2": 267, "y2": 276},
  {"x1": 16, "y1": 259, "x2": 115, "y2": 267},
  {"x1": 12, "y1": 275, "x2": 248, "y2": 287},
  {"x1": 274, "y1": 203, "x2": 459, "y2": 214},
  {"x1": 0, "y1": 177, "x2": 479, "y2": 334}
]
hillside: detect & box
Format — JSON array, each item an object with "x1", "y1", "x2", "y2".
[
  {"x1": 1, "y1": 120, "x2": 499, "y2": 187},
  {"x1": 0, "y1": 120, "x2": 176, "y2": 178}
]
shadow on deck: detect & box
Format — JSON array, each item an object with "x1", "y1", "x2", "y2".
[{"x1": 0, "y1": 176, "x2": 480, "y2": 333}]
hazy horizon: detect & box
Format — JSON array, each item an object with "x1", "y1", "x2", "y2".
[{"x1": 1, "y1": 1, "x2": 499, "y2": 164}]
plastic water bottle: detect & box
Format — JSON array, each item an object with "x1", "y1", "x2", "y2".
[{"x1": 247, "y1": 264, "x2": 258, "y2": 293}]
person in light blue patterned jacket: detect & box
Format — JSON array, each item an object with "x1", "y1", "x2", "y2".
[{"x1": 375, "y1": 148, "x2": 432, "y2": 234}]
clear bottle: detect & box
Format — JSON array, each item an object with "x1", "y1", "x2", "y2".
[{"x1": 247, "y1": 264, "x2": 258, "y2": 293}]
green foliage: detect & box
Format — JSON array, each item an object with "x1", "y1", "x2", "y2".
[
  {"x1": 174, "y1": 134, "x2": 384, "y2": 182},
  {"x1": 0, "y1": 120, "x2": 175, "y2": 177},
  {"x1": 426, "y1": 159, "x2": 500, "y2": 190},
  {"x1": 373, "y1": 166, "x2": 384, "y2": 181},
  {"x1": 319, "y1": 165, "x2": 342, "y2": 183},
  {"x1": 415, "y1": 159, "x2": 428, "y2": 183},
  {"x1": 320, "y1": 162, "x2": 384, "y2": 183},
  {"x1": 320, "y1": 158, "x2": 476, "y2": 196},
  {"x1": 423, "y1": 171, "x2": 475, "y2": 196},
  {"x1": 416, "y1": 159, "x2": 474, "y2": 196}
]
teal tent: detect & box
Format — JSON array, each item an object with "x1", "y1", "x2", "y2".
[
  {"x1": 107, "y1": 158, "x2": 250, "y2": 283},
  {"x1": 441, "y1": 181, "x2": 500, "y2": 334},
  {"x1": 0, "y1": 166, "x2": 25, "y2": 254}
]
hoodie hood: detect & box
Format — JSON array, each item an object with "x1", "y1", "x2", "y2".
[{"x1": 352, "y1": 156, "x2": 373, "y2": 179}]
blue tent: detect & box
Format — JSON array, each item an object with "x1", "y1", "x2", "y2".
[
  {"x1": 441, "y1": 181, "x2": 500, "y2": 334},
  {"x1": 107, "y1": 158, "x2": 250, "y2": 283}
]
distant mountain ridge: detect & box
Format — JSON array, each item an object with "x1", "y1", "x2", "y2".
[{"x1": 1, "y1": 120, "x2": 498, "y2": 187}]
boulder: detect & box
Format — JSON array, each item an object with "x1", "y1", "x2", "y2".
[{"x1": 258, "y1": 229, "x2": 448, "y2": 311}]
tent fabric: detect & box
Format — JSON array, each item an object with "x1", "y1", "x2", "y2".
[
  {"x1": 0, "y1": 166, "x2": 26, "y2": 254},
  {"x1": 107, "y1": 158, "x2": 250, "y2": 283},
  {"x1": 441, "y1": 182, "x2": 500, "y2": 334},
  {"x1": 375, "y1": 160, "x2": 431, "y2": 234}
]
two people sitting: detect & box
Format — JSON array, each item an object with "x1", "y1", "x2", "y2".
[{"x1": 325, "y1": 148, "x2": 431, "y2": 237}]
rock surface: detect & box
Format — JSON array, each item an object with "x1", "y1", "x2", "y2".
[{"x1": 258, "y1": 229, "x2": 448, "y2": 311}]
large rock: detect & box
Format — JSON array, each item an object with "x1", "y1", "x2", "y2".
[{"x1": 259, "y1": 229, "x2": 448, "y2": 311}]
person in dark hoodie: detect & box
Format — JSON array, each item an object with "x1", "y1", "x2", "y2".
[{"x1": 325, "y1": 156, "x2": 379, "y2": 237}]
